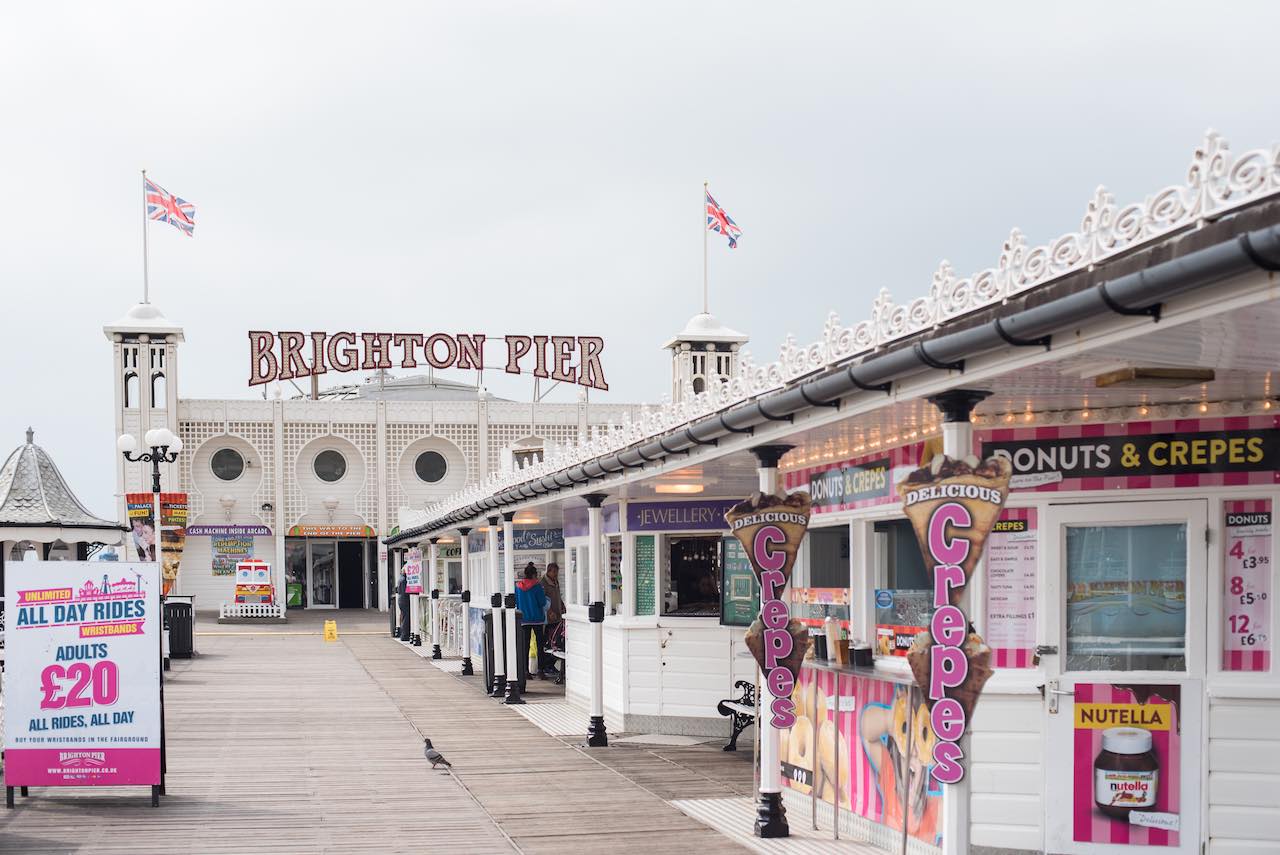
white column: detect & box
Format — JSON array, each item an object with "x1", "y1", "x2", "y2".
[
  {"x1": 502, "y1": 512, "x2": 524, "y2": 701},
  {"x1": 272, "y1": 399, "x2": 287, "y2": 615},
  {"x1": 459, "y1": 527, "x2": 474, "y2": 674},
  {"x1": 756, "y1": 462, "x2": 783, "y2": 811},
  {"x1": 429, "y1": 538, "x2": 442, "y2": 658},
  {"x1": 585, "y1": 494, "x2": 607, "y2": 745},
  {"x1": 488, "y1": 517, "x2": 505, "y2": 694},
  {"x1": 937, "y1": 398, "x2": 980, "y2": 855}
]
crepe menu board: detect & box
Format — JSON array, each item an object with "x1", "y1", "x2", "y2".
[
  {"x1": 1223, "y1": 500, "x2": 1272, "y2": 671},
  {"x1": 985, "y1": 509, "x2": 1038, "y2": 668},
  {"x1": 634, "y1": 535, "x2": 656, "y2": 616}
]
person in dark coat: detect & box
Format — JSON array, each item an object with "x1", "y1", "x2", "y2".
[
  {"x1": 514, "y1": 563, "x2": 549, "y2": 676},
  {"x1": 397, "y1": 570, "x2": 411, "y2": 640}
]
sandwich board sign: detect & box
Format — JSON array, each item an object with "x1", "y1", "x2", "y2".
[{"x1": 4, "y1": 560, "x2": 163, "y2": 806}]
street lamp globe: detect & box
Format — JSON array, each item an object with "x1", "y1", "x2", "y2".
[
  {"x1": 144, "y1": 428, "x2": 165, "y2": 448},
  {"x1": 117, "y1": 434, "x2": 138, "y2": 454},
  {"x1": 169, "y1": 435, "x2": 183, "y2": 453}
]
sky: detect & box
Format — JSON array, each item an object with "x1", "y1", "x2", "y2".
[{"x1": 2, "y1": 2, "x2": 1279, "y2": 515}]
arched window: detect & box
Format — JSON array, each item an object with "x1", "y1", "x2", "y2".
[
  {"x1": 692, "y1": 376, "x2": 706, "y2": 394},
  {"x1": 124, "y1": 372, "x2": 139, "y2": 409},
  {"x1": 151, "y1": 373, "x2": 166, "y2": 408}
]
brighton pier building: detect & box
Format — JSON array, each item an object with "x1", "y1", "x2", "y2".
[{"x1": 104, "y1": 305, "x2": 745, "y2": 612}]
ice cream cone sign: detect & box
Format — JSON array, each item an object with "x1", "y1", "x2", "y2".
[
  {"x1": 726, "y1": 491, "x2": 813, "y2": 728},
  {"x1": 897, "y1": 454, "x2": 1011, "y2": 785}
]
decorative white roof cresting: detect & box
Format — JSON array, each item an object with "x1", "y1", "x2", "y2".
[{"x1": 409, "y1": 131, "x2": 1280, "y2": 530}]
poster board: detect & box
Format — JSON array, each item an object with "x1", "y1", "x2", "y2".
[
  {"x1": 634, "y1": 535, "x2": 655, "y2": 616},
  {"x1": 985, "y1": 508, "x2": 1038, "y2": 667},
  {"x1": 3, "y1": 560, "x2": 162, "y2": 792},
  {"x1": 404, "y1": 547, "x2": 423, "y2": 595},
  {"x1": 719, "y1": 535, "x2": 758, "y2": 627},
  {"x1": 1222, "y1": 499, "x2": 1271, "y2": 671}
]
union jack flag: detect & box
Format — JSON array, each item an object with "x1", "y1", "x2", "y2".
[
  {"x1": 705, "y1": 190, "x2": 741, "y2": 248},
  {"x1": 144, "y1": 177, "x2": 196, "y2": 236}
]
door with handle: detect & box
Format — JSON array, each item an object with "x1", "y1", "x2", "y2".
[{"x1": 1042, "y1": 500, "x2": 1206, "y2": 854}]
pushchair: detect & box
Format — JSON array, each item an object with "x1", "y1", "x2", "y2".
[{"x1": 544, "y1": 619, "x2": 566, "y2": 685}]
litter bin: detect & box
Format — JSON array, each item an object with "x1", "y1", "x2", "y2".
[{"x1": 164, "y1": 596, "x2": 195, "y2": 659}]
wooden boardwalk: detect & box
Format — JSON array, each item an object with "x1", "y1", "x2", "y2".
[{"x1": 0, "y1": 610, "x2": 753, "y2": 855}]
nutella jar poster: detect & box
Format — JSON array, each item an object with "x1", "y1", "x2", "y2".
[{"x1": 1073, "y1": 684, "x2": 1181, "y2": 846}]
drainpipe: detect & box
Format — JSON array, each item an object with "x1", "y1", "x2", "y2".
[
  {"x1": 927, "y1": 390, "x2": 989, "y2": 855},
  {"x1": 584, "y1": 493, "x2": 609, "y2": 746},
  {"x1": 458, "y1": 527, "x2": 474, "y2": 675},
  {"x1": 488, "y1": 516, "x2": 505, "y2": 696},
  {"x1": 750, "y1": 443, "x2": 795, "y2": 838},
  {"x1": 503, "y1": 512, "x2": 525, "y2": 704},
  {"x1": 429, "y1": 537, "x2": 442, "y2": 659}
]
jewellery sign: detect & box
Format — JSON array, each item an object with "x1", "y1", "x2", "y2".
[
  {"x1": 726, "y1": 492, "x2": 812, "y2": 728},
  {"x1": 898, "y1": 454, "x2": 1010, "y2": 784},
  {"x1": 4, "y1": 561, "x2": 161, "y2": 791}
]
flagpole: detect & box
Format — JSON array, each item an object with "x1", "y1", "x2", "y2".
[
  {"x1": 702, "y1": 180, "x2": 709, "y2": 314},
  {"x1": 141, "y1": 169, "x2": 151, "y2": 305}
]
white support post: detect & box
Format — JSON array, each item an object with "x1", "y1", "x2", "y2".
[
  {"x1": 929, "y1": 390, "x2": 989, "y2": 855},
  {"x1": 429, "y1": 538, "x2": 442, "y2": 659},
  {"x1": 749, "y1": 444, "x2": 793, "y2": 838},
  {"x1": 584, "y1": 493, "x2": 608, "y2": 746},
  {"x1": 392, "y1": 548, "x2": 404, "y2": 639},
  {"x1": 502, "y1": 513, "x2": 525, "y2": 703},
  {"x1": 487, "y1": 517, "x2": 505, "y2": 696},
  {"x1": 458, "y1": 528, "x2": 474, "y2": 675}
]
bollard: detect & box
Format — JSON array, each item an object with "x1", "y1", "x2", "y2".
[{"x1": 324, "y1": 619, "x2": 338, "y2": 642}]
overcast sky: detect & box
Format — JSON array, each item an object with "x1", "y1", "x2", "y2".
[{"x1": 2, "y1": 2, "x2": 1278, "y2": 515}]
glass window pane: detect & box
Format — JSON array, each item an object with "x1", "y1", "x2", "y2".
[
  {"x1": 311, "y1": 542, "x2": 336, "y2": 606},
  {"x1": 414, "y1": 451, "x2": 448, "y2": 483},
  {"x1": 211, "y1": 448, "x2": 245, "y2": 481},
  {"x1": 1065, "y1": 523, "x2": 1187, "y2": 671},
  {"x1": 808, "y1": 527, "x2": 850, "y2": 588},
  {"x1": 313, "y1": 450, "x2": 347, "y2": 483}
]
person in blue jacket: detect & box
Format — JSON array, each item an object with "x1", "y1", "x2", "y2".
[{"x1": 514, "y1": 563, "x2": 549, "y2": 677}]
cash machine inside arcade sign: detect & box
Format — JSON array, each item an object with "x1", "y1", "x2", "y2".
[
  {"x1": 248, "y1": 331, "x2": 609, "y2": 391},
  {"x1": 982, "y1": 425, "x2": 1279, "y2": 486}
]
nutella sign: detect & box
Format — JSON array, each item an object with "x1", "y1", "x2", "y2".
[{"x1": 248, "y1": 331, "x2": 609, "y2": 391}]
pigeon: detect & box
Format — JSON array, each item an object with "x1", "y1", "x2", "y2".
[{"x1": 423, "y1": 738, "x2": 452, "y2": 770}]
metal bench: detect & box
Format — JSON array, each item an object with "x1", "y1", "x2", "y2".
[{"x1": 716, "y1": 679, "x2": 756, "y2": 752}]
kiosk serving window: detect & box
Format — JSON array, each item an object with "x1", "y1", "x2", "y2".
[
  {"x1": 873, "y1": 518, "x2": 930, "y2": 658},
  {"x1": 662, "y1": 535, "x2": 721, "y2": 617},
  {"x1": 807, "y1": 526, "x2": 850, "y2": 588}
]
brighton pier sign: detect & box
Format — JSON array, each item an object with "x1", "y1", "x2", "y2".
[{"x1": 248, "y1": 331, "x2": 609, "y2": 391}]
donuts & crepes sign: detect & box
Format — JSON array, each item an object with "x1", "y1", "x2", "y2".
[
  {"x1": 898, "y1": 453, "x2": 1011, "y2": 784},
  {"x1": 726, "y1": 492, "x2": 812, "y2": 728}
]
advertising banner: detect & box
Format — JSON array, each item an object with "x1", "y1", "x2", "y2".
[
  {"x1": 725, "y1": 492, "x2": 812, "y2": 728},
  {"x1": 125, "y1": 493, "x2": 156, "y2": 561},
  {"x1": 1222, "y1": 500, "x2": 1272, "y2": 671},
  {"x1": 1073, "y1": 683, "x2": 1182, "y2": 846},
  {"x1": 898, "y1": 454, "x2": 1010, "y2": 784},
  {"x1": 782, "y1": 666, "x2": 944, "y2": 849},
  {"x1": 786, "y1": 441, "x2": 928, "y2": 515},
  {"x1": 212, "y1": 536, "x2": 253, "y2": 576},
  {"x1": 628, "y1": 499, "x2": 738, "y2": 532},
  {"x1": 874, "y1": 589, "x2": 929, "y2": 658},
  {"x1": 719, "y1": 536, "x2": 758, "y2": 627},
  {"x1": 985, "y1": 508, "x2": 1038, "y2": 667},
  {"x1": 3, "y1": 561, "x2": 162, "y2": 789},
  {"x1": 186, "y1": 524, "x2": 271, "y2": 537},
  {"x1": 404, "y1": 547, "x2": 423, "y2": 595},
  {"x1": 980, "y1": 416, "x2": 1280, "y2": 492}
]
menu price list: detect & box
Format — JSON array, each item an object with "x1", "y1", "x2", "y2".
[
  {"x1": 985, "y1": 509, "x2": 1038, "y2": 667},
  {"x1": 1223, "y1": 500, "x2": 1272, "y2": 671}
]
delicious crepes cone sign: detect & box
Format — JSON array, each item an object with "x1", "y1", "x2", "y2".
[
  {"x1": 726, "y1": 491, "x2": 812, "y2": 728},
  {"x1": 897, "y1": 454, "x2": 1011, "y2": 784}
]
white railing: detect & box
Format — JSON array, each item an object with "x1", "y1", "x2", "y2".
[
  {"x1": 219, "y1": 602, "x2": 285, "y2": 620},
  {"x1": 400, "y1": 130, "x2": 1280, "y2": 533},
  {"x1": 431, "y1": 595, "x2": 467, "y2": 657}
]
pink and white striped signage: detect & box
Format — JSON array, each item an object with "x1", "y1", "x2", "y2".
[
  {"x1": 1222, "y1": 499, "x2": 1272, "y2": 672},
  {"x1": 986, "y1": 507, "x2": 1037, "y2": 668}
]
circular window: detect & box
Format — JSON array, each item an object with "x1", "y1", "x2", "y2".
[
  {"x1": 210, "y1": 448, "x2": 245, "y2": 482},
  {"x1": 415, "y1": 450, "x2": 448, "y2": 483},
  {"x1": 313, "y1": 449, "x2": 347, "y2": 483}
]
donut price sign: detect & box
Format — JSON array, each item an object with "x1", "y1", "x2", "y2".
[
  {"x1": 1223, "y1": 500, "x2": 1272, "y2": 671},
  {"x1": 3, "y1": 561, "x2": 162, "y2": 793}
]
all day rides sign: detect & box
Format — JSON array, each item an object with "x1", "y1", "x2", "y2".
[{"x1": 4, "y1": 561, "x2": 161, "y2": 793}]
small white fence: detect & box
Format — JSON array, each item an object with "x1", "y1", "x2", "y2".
[
  {"x1": 219, "y1": 602, "x2": 285, "y2": 620},
  {"x1": 428, "y1": 595, "x2": 467, "y2": 657}
]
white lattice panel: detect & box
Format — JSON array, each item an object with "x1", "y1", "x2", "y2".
[
  {"x1": 282, "y1": 422, "x2": 327, "y2": 524},
  {"x1": 333, "y1": 422, "x2": 378, "y2": 529}
]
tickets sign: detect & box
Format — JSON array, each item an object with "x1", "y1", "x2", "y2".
[{"x1": 4, "y1": 561, "x2": 162, "y2": 789}]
